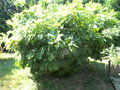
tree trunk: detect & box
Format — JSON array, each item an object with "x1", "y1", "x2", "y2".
[{"x1": 64, "y1": 0, "x2": 67, "y2": 4}]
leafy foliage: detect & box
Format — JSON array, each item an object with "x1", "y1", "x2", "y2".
[
  {"x1": 0, "y1": 0, "x2": 14, "y2": 33},
  {"x1": 82, "y1": 0, "x2": 104, "y2": 4},
  {"x1": 82, "y1": 0, "x2": 120, "y2": 11},
  {"x1": 6, "y1": 1, "x2": 120, "y2": 78},
  {"x1": 104, "y1": 0, "x2": 120, "y2": 11}
]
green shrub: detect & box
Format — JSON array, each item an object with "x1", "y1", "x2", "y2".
[{"x1": 6, "y1": 1, "x2": 120, "y2": 79}]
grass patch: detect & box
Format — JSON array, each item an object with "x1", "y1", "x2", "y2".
[
  {"x1": 0, "y1": 53, "x2": 16, "y2": 77},
  {"x1": 0, "y1": 53, "x2": 37, "y2": 90}
]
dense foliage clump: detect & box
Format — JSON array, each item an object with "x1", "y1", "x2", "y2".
[{"x1": 7, "y1": 1, "x2": 120, "y2": 78}]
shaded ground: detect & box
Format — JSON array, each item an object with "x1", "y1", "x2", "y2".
[
  {"x1": 0, "y1": 59, "x2": 16, "y2": 77},
  {"x1": 37, "y1": 72, "x2": 113, "y2": 90},
  {"x1": 111, "y1": 77, "x2": 120, "y2": 90},
  {"x1": 37, "y1": 61, "x2": 114, "y2": 90},
  {"x1": 0, "y1": 53, "x2": 114, "y2": 90}
]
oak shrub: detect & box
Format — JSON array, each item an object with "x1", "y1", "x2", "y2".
[{"x1": 7, "y1": 1, "x2": 120, "y2": 79}]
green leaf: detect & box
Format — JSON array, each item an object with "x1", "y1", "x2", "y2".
[{"x1": 37, "y1": 47, "x2": 46, "y2": 59}]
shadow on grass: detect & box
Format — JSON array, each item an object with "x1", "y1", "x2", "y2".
[
  {"x1": 0, "y1": 58, "x2": 17, "y2": 78},
  {"x1": 36, "y1": 61, "x2": 114, "y2": 90}
]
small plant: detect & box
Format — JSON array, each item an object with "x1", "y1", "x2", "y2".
[{"x1": 102, "y1": 44, "x2": 120, "y2": 66}]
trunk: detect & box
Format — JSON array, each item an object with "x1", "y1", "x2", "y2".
[
  {"x1": 64, "y1": 0, "x2": 67, "y2": 4},
  {"x1": 108, "y1": 60, "x2": 111, "y2": 76},
  {"x1": 69, "y1": 0, "x2": 73, "y2": 3}
]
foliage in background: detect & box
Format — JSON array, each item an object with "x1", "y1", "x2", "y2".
[
  {"x1": 104, "y1": 0, "x2": 120, "y2": 11},
  {"x1": 82, "y1": 0, "x2": 104, "y2": 4},
  {"x1": 82, "y1": 0, "x2": 120, "y2": 11},
  {"x1": 6, "y1": 1, "x2": 120, "y2": 79},
  {"x1": 0, "y1": 0, "x2": 14, "y2": 33}
]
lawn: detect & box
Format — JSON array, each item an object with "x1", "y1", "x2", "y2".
[
  {"x1": 0, "y1": 53, "x2": 37, "y2": 90},
  {"x1": 0, "y1": 53, "x2": 114, "y2": 90}
]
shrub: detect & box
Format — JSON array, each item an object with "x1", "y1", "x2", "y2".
[{"x1": 6, "y1": 1, "x2": 120, "y2": 79}]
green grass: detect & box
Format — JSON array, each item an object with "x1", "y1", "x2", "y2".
[
  {"x1": 0, "y1": 53, "x2": 37, "y2": 90},
  {"x1": 0, "y1": 53, "x2": 114, "y2": 90}
]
